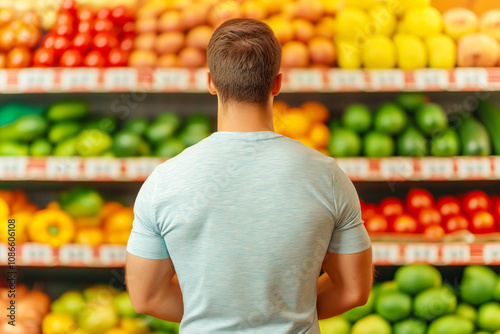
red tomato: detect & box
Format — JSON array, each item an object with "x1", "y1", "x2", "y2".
[
  {"x1": 444, "y1": 214, "x2": 469, "y2": 233},
  {"x1": 107, "y1": 48, "x2": 128, "y2": 67},
  {"x1": 92, "y1": 18, "x2": 114, "y2": 33},
  {"x1": 365, "y1": 214, "x2": 389, "y2": 233},
  {"x1": 362, "y1": 203, "x2": 377, "y2": 222},
  {"x1": 392, "y1": 214, "x2": 418, "y2": 233},
  {"x1": 406, "y1": 189, "x2": 435, "y2": 214},
  {"x1": 77, "y1": 7, "x2": 95, "y2": 22},
  {"x1": 423, "y1": 225, "x2": 445, "y2": 239},
  {"x1": 59, "y1": 0, "x2": 77, "y2": 16},
  {"x1": 92, "y1": 32, "x2": 118, "y2": 54},
  {"x1": 84, "y1": 50, "x2": 106, "y2": 67},
  {"x1": 119, "y1": 35, "x2": 134, "y2": 52},
  {"x1": 32, "y1": 48, "x2": 55, "y2": 67},
  {"x1": 54, "y1": 23, "x2": 74, "y2": 37},
  {"x1": 494, "y1": 199, "x2": 500, "y2": 225},
  {"x1": 55, "y1": 12, "x2": 74, "y2": 27},
  {"x1": 42, "y1": 33, "x2": 57, "y2": 49},
  {"x1": 59, "y1": 49, "x2": 83, "y2": 67},
  {"x1": 379, "y1": 198, "x2": 404, "y2": 220},
  {"x1": 437, "y1": 196, "x2": 461, "y2": 218},
  {"x1": 463, "y1": 191, "x2": 491, "y2": 217},
  {"x1": 53, "y1": 36, "x2": 71, "y2": 58},
  {"x1": 111, "y1": 6, "x2": 133, "y2": 25},
  {"x1": 471, "y1": 210, "x2": 496, "y2": 234},
  {"x1": 72, "y1": 32, "x2": 92, "y2": 53},
  {"x1": 121, "y1": 21, "x2": 135, "y2": 36},
  {"x1": 6, "y1": 47, "x2": 31, "y2": 68},
  {"x1": 96, "y1": 8, "x2": 111, "y2": 20},
  {"x1": 77, "y1": 21, "x2": 91, "y2": 34},
  {"x1": 418, "y1": 207, "x2": 442, "y2": 231}
]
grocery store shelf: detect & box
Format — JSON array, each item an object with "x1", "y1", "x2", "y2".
[
  {"x1": 1, "y1": 156, "x2": 498, "y2": 182},
  {"x1": 0, "y1": 67, "x2": 499, "y2": 93},
  {"x1": 3, "y1": 242, "x2": 500, "y2": 267}
]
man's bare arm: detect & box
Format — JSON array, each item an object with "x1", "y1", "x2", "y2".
[
  {"x1": 126, "y1": 252, "x2": 184, "y2": 322},
  {"x1": 317, "y1": 247, "x2": 373, "y2": 320}
]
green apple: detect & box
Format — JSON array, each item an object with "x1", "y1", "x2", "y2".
[
  {"x1": 78, "y1": 302, "x2": 119, "y2": 334},
  {"x1": 51, "y1": 290, "x2": 86, "y2": 318}
]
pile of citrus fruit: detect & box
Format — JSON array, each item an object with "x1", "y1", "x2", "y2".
[
  {"x1": 0, "y1": 187, "x2": 134, "y2": 247},
  {"x1": 320, "y1": 264, "x2": 500, "y2": 334}
]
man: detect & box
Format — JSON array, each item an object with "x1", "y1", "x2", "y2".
[{"x1": 126, "y1": 18, "x2": 372, "y2": 333}]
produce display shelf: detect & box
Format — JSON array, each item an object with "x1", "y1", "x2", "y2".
[
  {"x1": 3, "y1": 242, "x2": 500, "y2": 267},
  {"x1": 1, "y1": 156, "x2": 499, "y2": 182},
  {"x1": 0, "y1": 67, "x2": 499, "y2": 93}
]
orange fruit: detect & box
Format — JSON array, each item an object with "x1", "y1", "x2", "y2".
[
  {"x1": 75, "y1": 227, "x2": 105, "y2": 246},
  {"x1": 0, "y1": 198, "x2": 10, "y2": 219},
  {"x1": 104, "y1": 207, "x2": 134, "y2": 231},
  {"x1": 75, "y1": 216, "x2": 101, "y2": 228},
  {"x1": 301, "y1": 101, "x2": 330, "y2": 122},
  {"x1": 309, "y1": 122, "x2": 331, "y2": 147},
  {"x1": 46, "y1": 201, "x2": 60, "y2": 210},
  {"x1": 296, "y1": 136, "x2": 318, "y2": 150},
  {"x1": 19, "y1": 203, "x2": 38, "y2": 214},
  {"x1": 100, "y1": 201, "x2": 124, "y2": 222},
  {"x1": 281, "y1": 108, "x2": 312, "y2": 138},
  {"x1": 0, "y1": 190, "x2": 13, "y2": 206},
  {"x1": 319, "y1": 148, "x2": 331, "y2": 156},
  {"x1": 105, "y1": 230, "x2": 131, "y2": 245}
]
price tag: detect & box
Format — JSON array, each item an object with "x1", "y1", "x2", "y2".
[
  {"x1": 492, "y1": 157, "x2": 500, "y2": 178},
  {"x1": 483, "y1": 244, "x2": 500, "y2": 264},
  {"x1": 59, "y1": 244, "x2": 93, "y2": 265},
  {"x1": 194, "y1": 68, "x2": 209, "y2": 92},
  {"x1": 336, "y1": 158, "x2": 369, "y2": 180},
  {"x1": 405, "y1": 245, "x2": 439, "y2": 264},
  {"x1": 370, "y1": 70, "x2": 405, "y2": 90},
  {"x1": 99, "y1": 245, "x2": 126, "y2": 266},
  {"x1": 0, "y1": 70, "x2": 7, "y2": 91},
  {"x1": 420, "y1": 158, "x2": 454, "y2": 180},
  {"x1": 372, "y1": 244, "x2": 399, "y2": 264},
  {"x1": 455, "y1": 68, "x2": 488, "y2": 89},
  {"x1": 124, "y1": 158, "x2": 160, "y2": 180},
  {"x1": 84, "y1": 158, "x2": 120, "y2": 180},
  {"x1": 21, "y1": 243, "x2": 54, "y2": 265},
  {"x1": 46, "y1": 157, "x2": 80, "y2": 180},
  {"x1": 104, "y1": 68, "x2": 138, "y2": 91},
  {"x1": 18, "y1": 68, "x2": 55, "y2": 91},
  {"x1": 442, "y1": 245, "x2": 470, "y2": 264},
  {"x1": 0, "y1": 157, "x2": 27, "y2": 180},
  {"x1": 380, "y1": 158, "x2": 415, "y2": 179},
  {"x1": 456, "y1": 157, "x2": 491, "y2": 179},
  {"x1": 414, "y1": 69, "x2": 449, "y2": 90},
  {"x1": 60, "y1": 68, "x2": 99, "y2": 91},
  {"x1": 287, "y1": 69, "x2": 323, "y2": 91},
  {"x1": 0, "y1": 243, "x2": 7, "y2": 264},
  {"x1": 154, "y1": 69, "x2": 190, "y2": 91},
  {"x1": 328, "y1": 69, "x2": 365, "y2": 91}
]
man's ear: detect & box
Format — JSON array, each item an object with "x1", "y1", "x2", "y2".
[
  {"x1": 271, "y1": 73, "x2": 282, "y2": 96},
  {"x1": 207, "y1": 72, "x2": 217, "y2": 95}
]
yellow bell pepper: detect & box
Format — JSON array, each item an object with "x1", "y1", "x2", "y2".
[
  {"x1": 28, "y1": 209, "x2": 76, "y2": 247},
  {"x1": 75, "y1": 227, "x2": 104, "y2": 246},
  {"x1": 0, "y1": 211, "x2": 31, "y2": 244}
]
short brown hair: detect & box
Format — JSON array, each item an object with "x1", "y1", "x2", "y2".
[{"x1": 207, "y1": 18, "x2": 282, "y2": 105}]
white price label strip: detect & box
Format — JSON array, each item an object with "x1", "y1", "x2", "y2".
[
  {"x1": 18, "y1": 68, "x2": 55, "y2": 91},
  {"x1": 59, "y1": 244, "x2": 94, "y2": 265},
  {"x1": 404, "y1": 245, "x2": 439, "y2": 264},
  {"x1": 328, "y1": 69, "x2": 365, "y2": 90},
  {"x1": 456, "y1": 157, "x2": 491, "y2": 179},
  {"x1": 0, "y1": 157, "x2": 27, "y2": 179},
  {"x1": 287, "y1": 69, "x2": 323, "y2": 91},
  {"x1": 380, "y1": 158, "x2": 415, "y2": 179},
  {"x1": 60, "y1": 68, "x2": 99, "y2": 91},
  {"x1": 372, "y1": 244, "x2": 399, "y2": 264},
  {"x1": 0, "y1": 243, "x2": 7, "y2": 264},
  {"x1": 0, "y1": 70, "x2": 7, "y2": 91},
  {"x1": 104, "y1": 68, "x2": 138, "y2": 90},
  {"x1": 125, "y1": 158, "x2": 160, "y2": 180},
  {"x1": 420, "y1": 158, "x2": 454, "y2": 180},
  {"x1": 442, "y1": 245, "x2": 470, "y2": 264},
  {"x1": 46, "y1": 157, "x2": 80, "y2": 180},
  {"x1": 154, "y1": 69, "x2": 190, "y2": 91},
  {"x1": 455, "y1": 68, "x2": 488, "y2": 89},
  {"x1": 370, "y1": 70, "x2": 405, "y2": 90},
  {"x1": 483, "y1": 244, "x2": 500, "y2": 264},
  {"x1": 21, "y1": 243, "x2": 54, "y2": 265},
  {"x1": 99, "y1": 245, "x2": 126, "y2": 266},
  {"x1": 336, "y1": 159, "x2": 369, "y2": 180},
  {"x1": 414, "y1": 69, "x2": 449, "y2": 90},
  {"x1": 84, "y1": 158, "x2": 121, "y2": 180},
  {"x1": 494, "y1": 157, "x2": 500, "y2": 178}
]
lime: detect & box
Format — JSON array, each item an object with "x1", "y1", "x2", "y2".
[
  {"x1": 414, "y1": 286, "x2": 457, "y2": 320},
  {"x1": 53, "y1": 137, "x2": 77, "y2": 157},
  {"x1": 329, "y1": 119, "x2": 342, "y2": 131},
  {"x1": 374, "y1": 103, "x2": 408, "y2": 135},
  {"x1": 76, "y1": 129, "x2": 112, "y2": 157},
  {"x1": 146, "y1": 121, "x2": 177, "y2": 144},
  {"x1": 456, "y1": 303, "x2": 477, "y2": 324},
  {"x1": 377, "y1": 281, "x2": 399, "y2": 295},
  {"x1": 397, "y1": 125, "x2": 428, "y2": 157},
  {"x1": 180, "y1": 125, "x2": 211, "y2": 147},
  {"x1": 396, "y1": 92, "x2": 428, "y2": 111},
  {"x1": 375, "y1": 291, "x2": 412, "y2": 322},
  {"x1": 461, "y1": 265, "x2": 497, "y2": 306},
  {"x1": 428, "y1": 315, "x2": 474, "y2": 334},
  {"x1": 85, "y1": 116, "x2": 118, "y2": 134},
  {"x1": 343, "y1": 289, "x2": 375, "y2": 322},
  {"x1": 138, "y1": 138, "x2": 151, "y2": 157},
  {"x1": 342, "y1": 103, "x2": 372, "y2": 133},
  {"x1": 328, "y1": 127, "x2": 362, "y2": 157},
  {"x1": 494, "y1": 276, "x2": 500, "y2": 301},
  {"x1": 185, "y1": 113, "x2": 212, "y2": 129},
  {"x1": 394, "y1": 319, "x2": 426, "y2": 334},
  {"x1": 112, "y1": 131, "x2": 141, "y2": 157},
  {"x1": 351, "y1": 314, "x2": 391, "y2": 334},
  {"x1": 415, "y1": 103, "x2": 448, "y2": 136},
  {"x1": 48, "y1": 121, "x2": 81, "y2": 143},
  {"x1": 478, "y1": 302, "x2": 500, "y2": 332},
  {"x1": 319, "y1": 316, "x2": 350, "y2": 334},
  {"x1": 395, "y1": 264, "x2": 442, "y2": 295},
  {"x1": 155, "y1": 138, "x2": 186, "y2": 158},
  {"x1": 124, "y1": 117, "x2": 149, "y2": 135},
  {"x1": 430, "y1": 128, "x2": 460, "y2": 157},
  {"x1": 157, "y1": 112, "x2": 181, "y2": 128},
  {"x1": 30, "y1": 138, "x2": 52, "y2": 157},
  {"x1": 363, "y1": 131, "x2": 395, "y2": 157}
]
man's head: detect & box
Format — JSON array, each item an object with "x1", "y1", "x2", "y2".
[{"x1": 207, "y1": 18, "x2": 282, "y2": 106}]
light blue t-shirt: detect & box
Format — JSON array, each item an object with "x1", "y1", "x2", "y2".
[{"x1": 127, "y1": 131, "x2": 371, "y2": 334}]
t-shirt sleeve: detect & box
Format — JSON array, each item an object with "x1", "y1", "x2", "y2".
[
  {"x1": 328, "y1": 160, "x2": 371, "y2": 254},
  {"x1": 126, "y1": 169, "x2": 170, "y2": 260}
]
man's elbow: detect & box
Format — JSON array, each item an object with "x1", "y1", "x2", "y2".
[
  {"x1": 350, "y1": 288, "x2": 371, "y2": 309},
  {"x1": 130, "y1": 297, "x2": 152, "y2": 315}
]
